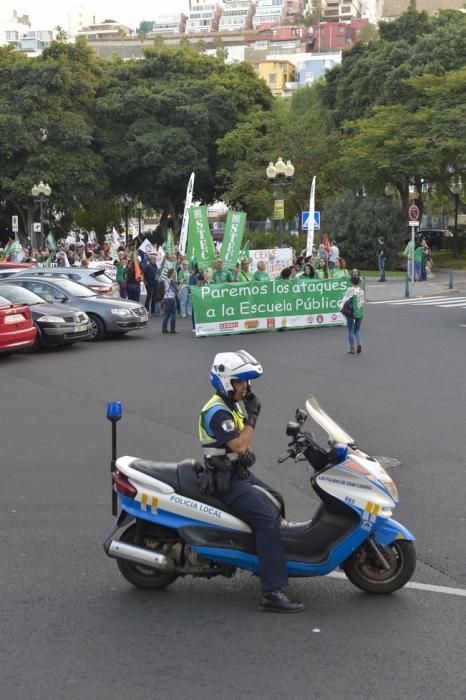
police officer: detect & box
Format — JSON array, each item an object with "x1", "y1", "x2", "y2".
[{"x1": 199, "y1": 350, "x2": 304, "y2": 613}]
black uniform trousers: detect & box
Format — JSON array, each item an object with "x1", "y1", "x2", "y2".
[{"x1": 216, "y1": 472, "x2": 289, "y2": 593}]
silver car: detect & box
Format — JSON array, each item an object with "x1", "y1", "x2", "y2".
[
  {"x1": 5, "y1": 277, "x2": 148, "y2": 341},
  {"x1": 12, "y1": 266, "x2": 120, "y2": 297}
]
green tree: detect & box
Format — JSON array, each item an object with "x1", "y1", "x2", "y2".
[
  {"x1": 93, "y1": 47, "x2": 272, "y2": 235},
  {"x1": 0, "y1": 40, "x2": 107, "y2": 242},
  {"x1": 323, "y1": 191, "x2": 406, "y2": 269}
]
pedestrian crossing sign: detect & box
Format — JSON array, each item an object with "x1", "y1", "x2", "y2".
[{"x1": 301, "y1": 211, "x2": 320, "y2": 231}]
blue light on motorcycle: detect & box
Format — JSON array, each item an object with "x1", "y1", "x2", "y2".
[
  {"x1": 334, "y1": 443, "x2": 348, "y2": 463},
  {"x1": 106, "y1": 401, "x2": 122, "y2": 422}
]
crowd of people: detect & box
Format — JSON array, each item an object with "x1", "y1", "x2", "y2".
[{"x1": 1, "y1": 234, "x2": 356, "y2": 338}]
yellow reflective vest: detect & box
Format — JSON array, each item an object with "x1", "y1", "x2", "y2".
[{"x1": 198, "y1": 393, "x2": 245, "y2": 459}]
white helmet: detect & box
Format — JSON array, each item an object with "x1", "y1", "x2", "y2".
[{"x1": 211, "y1": 350, "x2": 263, "y2": 397}]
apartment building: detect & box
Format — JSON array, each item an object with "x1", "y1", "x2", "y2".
[
  {"x1": 252, "y1": 59, "x2": 296, "y2": 95},
  {"x1": 185, "y1": 0, "x2": 223, "y2": 33},
  {"x1": 219, "y1": 1, "x2": 256, "y2": 32}
]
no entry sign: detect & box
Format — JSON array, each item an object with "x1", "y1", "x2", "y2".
[{"x1": 408, "y1": 204, "x2": 420, "y2": 221}]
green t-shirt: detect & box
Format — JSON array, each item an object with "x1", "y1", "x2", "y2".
[
  {"x1": 236, "y1": 270, "x2": 253, "y2": 283},
  {"x1": 115, "y1": 262, "x2": 126, "y2": 283},
  {"x1": 212, "y1": 269, "x2": 234, "y2": 284},
  {"x1": 331, "y1": 268, "x2": 349, "y2": 279},
  {"x1": 253, "y1": 271, "x2": 270, "y2": 281},
  {"x1": 414, "y1": 246, "x2": 424, "y2": 263},
  {"x1": 315, "y1": 269, "x2": 328, "y2": 280}
]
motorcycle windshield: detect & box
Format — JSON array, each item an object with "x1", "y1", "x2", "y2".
[{"x1": 305, "y1": 395, "x2": 355, "y2": 445}]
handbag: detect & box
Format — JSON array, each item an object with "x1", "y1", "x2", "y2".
[{"x1": 341, "y1": 297, "x2": 354, "y2": 319}]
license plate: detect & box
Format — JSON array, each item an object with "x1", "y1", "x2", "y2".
[{"x1": 5, "y1": 314, "x2": 24, "y2": 323}]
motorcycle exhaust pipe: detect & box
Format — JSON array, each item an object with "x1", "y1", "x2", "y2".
[{"x1": 107, "y1": 540, "x2": 175, "y2": 573}]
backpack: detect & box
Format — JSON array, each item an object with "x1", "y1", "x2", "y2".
[{"x1": 341, "y1": 297, "x2": 354, "y2": 319}]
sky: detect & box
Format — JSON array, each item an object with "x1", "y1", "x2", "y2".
[{"x1": 4, "y1": 1, "x2": 189, "y2": 31}]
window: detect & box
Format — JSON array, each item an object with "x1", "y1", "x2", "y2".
[{"x1": 268, "y1": 73, "x2": 277, "y2": 84}]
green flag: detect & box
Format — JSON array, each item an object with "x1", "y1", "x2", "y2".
[
  {"x1": 46, "y1": 232, "x2": 57, "y2": 249},
  {"x1": 188, "y1": 206, "x2": 216, "y2": 269},
  {"x1": 238, "y1": 240, "x2": 250, "y2": 262},
  {"x1": 2, "y1": 238, "x2": 13, "y2": 257},
  {"x1": 165, "y1": 229, "x2": 175, "y2": 256},
  {"x1": 220, "y1": 211, "x2": 246, "y2": 269}
]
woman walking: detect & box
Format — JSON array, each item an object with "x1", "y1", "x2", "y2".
[
  {"x1": 162, "y1": 269, "x2": 179, "y2": 334},
  {"x1": 341, "y1": 275, "x2": 365, "y2": 354}
]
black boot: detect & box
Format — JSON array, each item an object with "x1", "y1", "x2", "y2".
[{"x1": 258, "y1": 589, "x2": 304, "y2": 613}]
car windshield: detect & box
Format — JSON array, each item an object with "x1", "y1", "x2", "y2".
[
  {"x1": 0, "y1": 284, "x2": 45, "y2": 305},
  {"x1": 44, "y1": 279, "x2": 97, "y2": 297},
  {"x1": 91, "y1": 270, "x2": 114, "y2": 284}
]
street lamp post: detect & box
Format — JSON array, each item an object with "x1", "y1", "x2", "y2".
[
  {"x1": 136, "y1": 201, "x2": 143, "y2": 242},
  {"x1": 266, "y1": 157, "x2": 294, "y2": 247},
  {"x1": 450, "y1": 178, "x2": 463, "y2": 259},
  {"x1": 120, "y1": 195, "x2": 131, "y2": 249},
  {"x1": 31, "y1": 181, "x2": 52, "y2": 249}
]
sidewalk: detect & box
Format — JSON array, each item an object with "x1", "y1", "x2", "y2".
[{"x1": 364, "y1": 270, "x2": 466, "y2": 302}]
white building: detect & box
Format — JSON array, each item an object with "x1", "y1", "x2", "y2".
[
  {"x1": 77, "y1": 20, "x2": 133, "y2": 40},
  {"x1": 68, "y1": 5, "x2": 95, "y2": 39},
  {"x1": 0, "y1": 10, "x2": 57, "y2": 55},
  {"x1": 219, "y1": 1, "x2": 256, "y2": 32},
  {"x1": 306, "y1": 0, "x2": 362, "y2": 21},
  {"x1": 150, "y1": 14, "x2": 187, "y2": 36},
  {"x1": 185, "y1": 0, "x2": 223, "y2": 33},
  {"x1": 253, "y1": 0, "x2": 285, "y2": 28}
]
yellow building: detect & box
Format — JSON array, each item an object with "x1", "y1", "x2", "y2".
[{"x1": 252, "y1": 60, "x2": 296, "y2": 96}]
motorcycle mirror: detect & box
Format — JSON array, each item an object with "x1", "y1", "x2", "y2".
[
  {"x1": 295, "y1": 408, "x2": 307, "y2": 424},
  {"x1": 286, "y1": 421, "x2": 300, "y2": 437}
]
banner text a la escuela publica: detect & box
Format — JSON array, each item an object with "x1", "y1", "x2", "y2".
[{"x1": 191, "y1": 278, "x2": 350, "y2": 336}]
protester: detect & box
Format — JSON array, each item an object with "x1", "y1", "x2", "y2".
[
  {"x1": 162, "y1": 268, "x2": 179, "y2": 334},
  {"x1": 178, "y1": 260, "x2": 191, "y2": 317},
  {"x1": 315, "y1": 258, "x2": 329, "y2": 279},
  {"x1": 341, "y1": 275, "x2": 365, "y2": 355},
  {"x1": 126, "y1": 257, "x2": 141, "y2": 302},
  {"x1": 236, "y1": 259, "x2": 253, "y2": 282},
  {"x1": 329, "y1": 240, "x2": 339, "y2": 270},
  {"x1": 115, "y1": 253, "x2": 128, "y2": 299},
  {"x1": 331, "y1": 258, "x2": 349, "y2": 279},
  {"x1": 212, "y1": 259, "x2": 234, "y2": 284},
  {"x1": 376, "y1": 237, "x2": 386, "y2": 282},
  {"x1": 299, "y1": 263, "x2": 314, "y2": 279},
  {"x1": 253, "y1": 260, "x2": 270, "y2": 281},
  {"x1": 142, "y1": 254, "x2": 159, "y2": 314}
]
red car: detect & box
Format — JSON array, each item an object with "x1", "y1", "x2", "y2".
[{"x1": 0, "y1": 295, "x2": 37, "y2": 355}]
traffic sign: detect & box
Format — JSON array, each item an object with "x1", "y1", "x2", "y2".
[
  {"x1": 11, "y1": 216, "x2": 18, "y2": 233},
  {"x1": 408, "y1": 204, "x2": 420, "y2": 221},
  {"x1": 409, "y1": 221, "x2": 419, "y2": 227},
  {"x1": 301, "y1": 211, "x2": 320, "y2": 230},
  {"x1": 33, "y1": 223, "x2": 42, "y2": 233}
]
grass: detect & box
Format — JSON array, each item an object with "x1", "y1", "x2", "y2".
[{"x1": 429, "y1": 250, "x2": 466, "y2": 270}]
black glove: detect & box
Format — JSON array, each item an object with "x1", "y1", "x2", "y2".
[
  {"x1": 238, "y1": 449, "x2": 256, "y2": 470},
  {"x1": 243, "y1": 392, "x2": 261, "y2": 428}
]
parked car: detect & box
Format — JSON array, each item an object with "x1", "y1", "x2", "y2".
[
  {"x1": 0, "y1": 294, "x2": 36, "y2": 356},
  {"x1": 6, "y1": 277, "x2": 148, "y2": 341},
  {"x1": 12, "y1": 266, "x2": 120, "y2": 297},
  {"x1": 0, "y1": 262, "x2": 37, "y2": 280},
  {"x1": 418, "y1": 229, "x2": 453, "y2": 251},
  {"x1": 0, "y1": 283, "x2": 91, "y2": 349}
]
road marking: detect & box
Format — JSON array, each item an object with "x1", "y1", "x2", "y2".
[
  {"x1": 369, "y1": 296, "x2": 466, "y2": 308},
  {"x1": 327, "y1": 571, "x2": 466, "y2": 597}
]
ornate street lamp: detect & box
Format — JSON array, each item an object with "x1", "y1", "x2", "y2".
[
  {"x1": 136, "y1": 201, "x2": 144, "y2": 241},
  {"x1": 266, "y1": 157, "x2": 294, "y2": 247},
  {"x1": 450, "y1": 177, "x2": 463, "y2": 259},
  {"x1": 31, "y1": 181, "x2": 52, "y2": 249}
]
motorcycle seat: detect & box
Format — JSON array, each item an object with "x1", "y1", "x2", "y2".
[
  {"x1": 177, "y1": 459, "x2": 239, "y2": 517},
  {"x1": 129, "y1": 460, "x2": 180, "y2": 491}
]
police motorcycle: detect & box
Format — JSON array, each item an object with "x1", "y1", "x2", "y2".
[{"x1": 103, "y1": 394, "x2": 416, "y2": 595}]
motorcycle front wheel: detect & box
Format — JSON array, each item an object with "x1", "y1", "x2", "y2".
[
  {"x1": 343, "y1": 539, "x2": 416, "y2": 594},
  {"x1": 116, "y1": 523, "x2": 179, "y2": 590}
]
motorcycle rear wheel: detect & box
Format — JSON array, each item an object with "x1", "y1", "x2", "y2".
[
  {"x1": 116, "y1": 523, "x2": 179, "y2": 590},
  {"x1": 343, "y1": 539, "x2": 416, "y2": 594}
]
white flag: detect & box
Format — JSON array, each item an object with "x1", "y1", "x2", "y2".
[
  {"x1": 179, "y1": 172, "x2": 195, "y2": 255},
  {"x1": 306, "y1": 176, "x2": 316, "y2": 258},
  {"x1": 112, "y1": 227, "x2": 121, "y2": 245}
]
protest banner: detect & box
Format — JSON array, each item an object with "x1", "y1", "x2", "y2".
[
  {"x1": 188, "y1": 207, "x2": 216, "y2": 269},
  {"x1": 220, "y1": 211, "x2": 246, "y2": 268},
  {"x1": 191, "y1": 278, "x2": 349, "y2": 337},
  {"x1": 248, "y1": 248, "x2": 293, "y2": 280}
]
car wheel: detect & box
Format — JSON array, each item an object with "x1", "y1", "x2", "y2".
[
  {"x1": 30, "y1": 324, "x2": 42, "y2": 352},
  {"x1": 87, "y1": 313, "x2": 105, "y2": 341}
]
